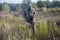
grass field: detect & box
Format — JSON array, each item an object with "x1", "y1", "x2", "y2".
[{"x1": 0, "y1": 8, "x2": 60, "y2": 40}]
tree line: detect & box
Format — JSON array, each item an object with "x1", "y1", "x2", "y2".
[
  {"x1": 0, "y1": 1, "x2": 60, "y2": 11},
  {"x1": 37, "y1": 1, "x2": 60, "y2": 8}
]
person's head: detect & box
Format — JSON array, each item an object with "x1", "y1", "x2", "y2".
[{"x1": 28, "y1": 5, "x2": 31, "y2": 11}]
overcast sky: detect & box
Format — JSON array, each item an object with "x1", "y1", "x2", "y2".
[{"x1": 0, "y1": 0, "x2": 54, "y2": 3}]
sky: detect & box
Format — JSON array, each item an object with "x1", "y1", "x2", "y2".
[{"x1": 0, "y1": 0, "x2": 55, "y2": 3}]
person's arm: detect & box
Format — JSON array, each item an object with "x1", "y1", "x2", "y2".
[{"x1": 32, "y1": 8, "x2": 36, "y2": 17}]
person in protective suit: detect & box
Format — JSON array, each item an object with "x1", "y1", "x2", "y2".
[{"x1": 21, "y1": 2, "x2": 35, "y2": 33}]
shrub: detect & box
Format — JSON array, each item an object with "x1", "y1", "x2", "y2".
[{"x1": 49, "y1": 8, "x2": 60, "y2": 14}]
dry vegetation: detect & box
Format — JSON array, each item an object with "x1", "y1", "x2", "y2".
[{"x1": 0, "y1": 8, "x2": 60, "y2": 40}]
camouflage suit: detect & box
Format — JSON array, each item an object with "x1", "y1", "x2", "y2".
[{"x1": 21, "y1": 2, "x2": 35, "y2": 33}]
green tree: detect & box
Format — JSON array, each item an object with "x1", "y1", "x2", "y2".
[
  {"x1": 51, "y1": 1, "x2": 60, "y2": 7},
  {"x1": 32, "y1": 3, "x2": 37, "y2": 8},
  {"x1": 16, "y1": 4, "x2": 21, "y2": 11},
  {"x1": 22, "y1": 0, "x2": 31, "y2": 4},
  {"x1": 3, "y1": 2, "x2": 10, "y2": 12},
  {"x1": 37, "y1": 1, "x2": 46, "y2": 8},
  {"x1": 0, "y1": 5, "x2": 3, "y2": 11}
]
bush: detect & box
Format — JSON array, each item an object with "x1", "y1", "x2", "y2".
[
  {"x1": 49, "y1": 8, "x2": 60, "y2": 13},
  {"x1": 55, "y1": 8, "x2": 60, "y2": 13},
  {"x1": 37, "y1": 7, "x2": 47, "y2": 12}
]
